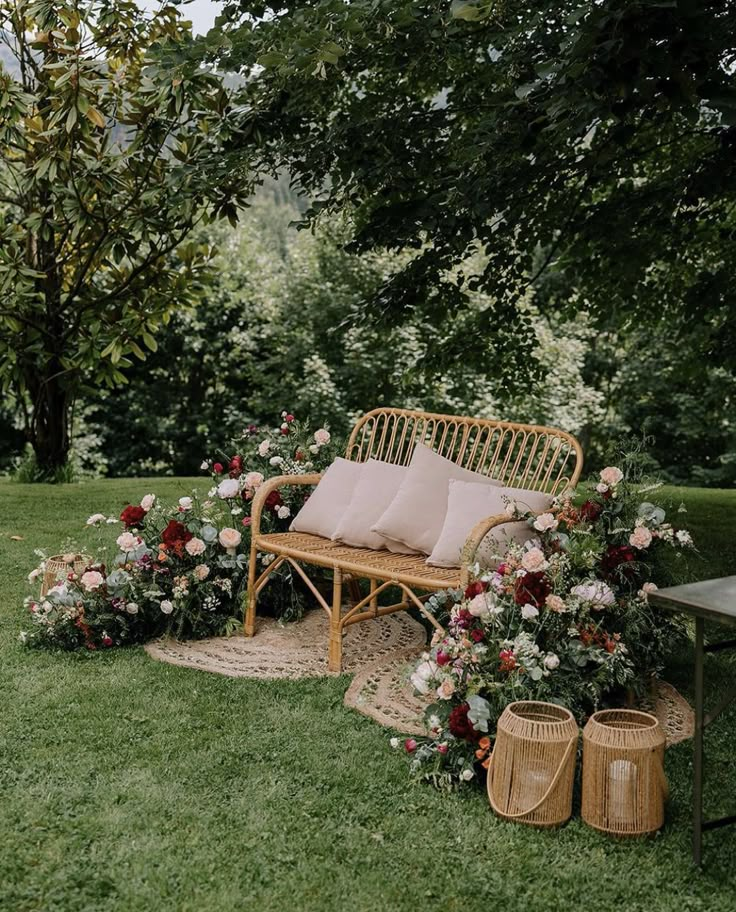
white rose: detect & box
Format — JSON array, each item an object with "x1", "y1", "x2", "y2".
[
  {"x1": 595, "y1": 482, "x2": 609, "y2": 494},
  {"x1": 571, "y1": 581, "x2": 616, "y2": 610},
  {"x1": 599, "y1": 466, "x2": 624, "y2": 487},
  {"x1": 461, "y1": 769, "x2": 475, "y2": 782},
  {"x1": 219, "y1": 528, "x2": 242, "y2": 550},
  {"x1": 185, "y1": 537, "x2": 206, "y2": 557},
  {"x1": 179, "y1": 496, "x2": 193, "y2": 511},
  {"x1": 126, "y1": 602, "x2": 139, "y2": 615},
  {"x1": 314, "y1": 428, "x2": 331, "y2": 446},
  {"x1": 544, "y1": 653, "x2": 560, "y2": 670},
  {"x1": 389, "y1": 737, "x2": 400, "y2": 749},
  {"x1": 140, "y1": 494, "x2": 156, "y2": 512},
  {"x1": 410, "y1": 660, "x2": 438, "y2": 695},
  {"x1": 217, "y1": 478, "x2": 241, "y2": 499},
  {"x1": 521, "y1": 603, "x2": 539, "y2": 621},
  {"x1": 200, "y1": 460, "x2": 209, "y2": 471},
  {"x1": 308, "y1": 444, "x2": 319, "y2": 454},
  {"x1": 243, "y1": 471, "x2": 265, "y2": 489},
  {"x1": 269, "y1": 456, "x2": 284, "y2": 466},
  {"x1": 277, "y1": 505, "x2": 291, "y2": 520},
  {"x1": 27, "y1": 568, "x2": 42, "y2": 582},
  {"x1": 160, "y1": 600, "x2": 174, "y2": 615},
  {"x1": 116, "y1": 532, "x2": 139, "y2": 552},
  {"x1": 533, "y1": 512, "x2": 558, "y2": 533},
  {"x1": 639, "y1": 582, "x2": 658, "y2": 599},
  {"x1": 676, "y1": 529, "x2": 693, "y2": 546},
  {"x1": 257, "y1": 440, "x2": 271, "y2": 457}
]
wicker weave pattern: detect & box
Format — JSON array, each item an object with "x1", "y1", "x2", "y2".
[
  {"x1": 487, "y1": 701, "x2": 579, "y2": 828},
  {"x1": 41, "y1": 554, "x2": 92, "y2": 597},
  {"x1": 246, "y1": 408, "x2": 583, "y2": 672},
  {"x1": 581, "y1": 709, "x2": 667, "y2": 836}
]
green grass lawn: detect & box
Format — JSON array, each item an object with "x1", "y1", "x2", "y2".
[{"x1": 2, "y1": 478, "x2": 736, "y2": 912}]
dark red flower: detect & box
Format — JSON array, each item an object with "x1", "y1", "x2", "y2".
[
  {"x1": 161, "y1": 520, "x2": 193, "y2": 549},
  {"x1": 470, "y1": 628, "x2": 485, "y2": 643},
  {"x1": 265, "y1": 490, "x2": 283, "y2": 510},
  {"x1": 499, "y1": 649, "x2": 517, "y2": 673},
  {"x1": 514, "y1": 571, "x2": 551, "y2": 608},
  {"x1": 452, "y1": 608, "x2": 474, "y2": 630},
  {"x1": 102, "y1": 635, "x2": 113, "y2": 647},
  {"x1": 280, "y1": 427, "x2": 289, "y2": 436},
  {"x1": 213, "y1": 462, "x2": 224, "y2": 475},
  {"x1": 436, "y1": 650, "x2": 451, "y2": 666},
  {"x1": 448, "y1": 703, "x2": 480, "y2": 742},
  {"x1": 464, "y1": 580, "x2": 489, "y2": 600},
  {"x1": 600, "y1": 544, "x2": 638, "y2": 582},
  {"x1": 120, "y1": 505, "x2": 146, "y2": 528},
  {"x1": 580, "y1": 499, "x2": 603, "y2": 522},
  {"x1": 295, "y1": 449, "x2": 305, "y2": 462},
  {"x1": 229, "y1": 455, "x2": 243, "y2": 478}
]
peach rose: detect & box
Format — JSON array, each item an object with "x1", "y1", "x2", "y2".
[
  {"x1": 218, "y1": 528, "x2": 242, "y2": 550},
  {"x1": 194, "y1": 564, "x2": 210, "y2": 581},
  {"x1": 521, "y1": 548, "x2": 548, "y2": 573},
  {"x1": 436, "y1": 679, "x2": 456, "y2": 700},
  {"x1": 545, "y1": 594, "x2": 566, "y2": 613},
  {"x1": 243, "y1": 471, "x2": 264, "y2": 489},
  {"x1": 185, "y1": 537, "x2": 206, "y2": 557},
  {"x1": 629, "y1": 526, "x2": 653, "y2": 550}
]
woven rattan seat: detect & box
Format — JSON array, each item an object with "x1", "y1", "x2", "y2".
[{"x1": 246, "y1": 408, "x2": 583, "y2": 671}]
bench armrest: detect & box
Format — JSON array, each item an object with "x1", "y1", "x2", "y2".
[
  {"x1": 460, "y1": 513, "x2": 529, "y2": 586},
  {"x1": 250, "y1": 473, "x2": 322, "y2": 536}
]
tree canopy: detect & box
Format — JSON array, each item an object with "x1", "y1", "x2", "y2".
[
  {"x1": 0, "y1": 0, "x2": 255, "y2": 475},
  {"x1": 210, "y1": 0, "x2": 736, "y2": 374}
]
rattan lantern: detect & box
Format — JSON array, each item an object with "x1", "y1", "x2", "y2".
[
  {"x1": 582, "y1": 709, "x2": 667, "y2": 837},
  {"x1": 40, "y1": 553, "x2": 92, "y2": 596},
  {"x1": 487, "y1": 701, "x2": 579, "y2": 828}
]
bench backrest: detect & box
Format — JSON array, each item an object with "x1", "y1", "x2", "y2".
[{"x1": 346, "y1": 407, "x2": 583, "y2": 495}]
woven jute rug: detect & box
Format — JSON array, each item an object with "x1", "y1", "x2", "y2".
[
  {"x1": 343, "y1": 652, "x2": 695, "y2": 747},
  {"x1": 144, "y1": 610, "x2": 427, "y2": 679}
]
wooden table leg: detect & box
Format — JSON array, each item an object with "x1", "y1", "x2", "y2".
[{"x1": 693, "y1": 616, "x2": 705, "y2": 867}]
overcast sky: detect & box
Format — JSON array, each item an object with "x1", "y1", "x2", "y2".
[{"x1": 140, "y1": 1, "x2": 223, "y2": 35}]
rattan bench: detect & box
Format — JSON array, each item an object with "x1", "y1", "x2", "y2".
[{"x1": 245, "y1": 408, "x2": 583, "y2": 672}]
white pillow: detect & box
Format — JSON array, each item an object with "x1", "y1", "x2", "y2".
[
  {"x1": 333, "y1": 459, "x2": 417, "y2": 552},
  {"x1": 427, "y1": 479, "x2": 554, "y2": 568},
  {"x1": 371, "y1": 443, "x2": 503, "y2": 555},
  {"x1": 289, "y1": 458, "x2": 363, "y2": 539}
]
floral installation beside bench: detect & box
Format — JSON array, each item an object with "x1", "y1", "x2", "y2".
[
  {"x1": 399, "y1": 457, "x2": 695, "y2": 790},
  {"x1": 21, "y1": 414, "x2": 339, "y2": 650}
]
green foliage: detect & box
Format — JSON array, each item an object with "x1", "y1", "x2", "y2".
[
  {"x1": 208, "y1": 0, "x2": 736, "y2": 376},
  {"x1": 0, "y1": 0, "x2": 255, "y2": 474}
]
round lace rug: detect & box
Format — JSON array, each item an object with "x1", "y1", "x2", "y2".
[
  {"x1": 144, "y1": 610, "x2": 427, "y2": 679},
  {"x1": 344, "y1": 652, "x2": 695, "y2": 747}
]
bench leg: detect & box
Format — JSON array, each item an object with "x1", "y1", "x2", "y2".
[
  {"x1": 369, "y1": 579, "x2": 378, "y2": 617},
  {"x1": 244, "y1": 540, "x2": 258, "y2": 637},
  {"x1": 328, "y1": 567, "x2": 343, "y2": 673}
]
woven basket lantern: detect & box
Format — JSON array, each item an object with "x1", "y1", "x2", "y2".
[
  {"x1": 582, "y1": 709, "x2": 667, "y2": 837},
  {"x1": 40, "y1": 553, "x2": 92, "y2": 596},
  {"x1": 487, "y1": 701, "x2": 579, "y2": 828}
]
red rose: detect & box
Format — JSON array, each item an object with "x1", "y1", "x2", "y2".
[
  {"x1": 161, "y1": 520, "x2": 193, "y2": 548},
  {"x1": 580, "y1": 500, "x2": 603, "y2": 522},
  {"x1": 213, "y1": 462, "x2": 224, "y2": 475},
  {"x1": 285, "y1": 414, "x2": 295, "y2": 423},
  {"x1": 464, "y1": 580, "x2": 488, "y2": 600},
  {"x1": 600, "y1": 544, "x2": 638, "y2": 582},
  {"x1": 499, "y1": 648, "x2": 517, "y2": 673},
  {"x1": 280, "y1": 427, "x2": 289, "y2": 436},
  {"x1": 470, "y1": 629, "x2": 485, "y2": 643},
  {"x1": 404, "y1": 738, "x2": 417, "y2": 753},
  {"x1": 514, "y1": 571, "x2": 551, "y2": 608},
  {"x1": 436, "y1": 650, "x2": 451, "y2": 666},
  {"x1": 448, "y1": 703, "x2": 480, "y2": 742},
  {"x1": 102, "y1": 635, "x2": 113, "y2": 647},
  {"x1": 265, "y1": 490, "x2": 283, "y2": 510},
  {"x1": 120, "y1": 505, "x2": 146, "y2": 528},
  {"x1": 295, "y1": 450, "x2": 305, "y2": 462}
]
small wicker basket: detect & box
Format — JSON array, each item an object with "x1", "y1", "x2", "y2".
[
  {"x1": 581, "y1": 708, "x2": 667, "y2": 837},
  {"x1": 487, "y1": 701, "x2": 579, "y2": 828},
  {"x1": 40, "y1": 553, "x2": 92, "y2": 596}
]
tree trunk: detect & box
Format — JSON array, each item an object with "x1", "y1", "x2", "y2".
[{"x1": 25, "y1": 366, "x2": 72, "y2": 477}]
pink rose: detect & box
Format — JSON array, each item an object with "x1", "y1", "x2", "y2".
[
  {"x1": 313, "y1": 428, "x2": 331, "y2": 446},
  {"x1": 116, "y1": 532, "x2": 139, "y2": 552},
  {"x1": 244, "y1": 471, "x2": 264, "y2": 489},
  {"x1": 533, "y1": 512, "x2": 558, "y2": 533},
  {"x1": 599, "y1": 466, "x2": 624, "y2": 487},
  {"x1": 185, "y1": 537, "x2": 206, "y2": 557},
  {"x1": 629, "y1": 526, "x2": 653, "y2": 550},
  {"x1": 437, "y1": 743, "x2": 449, "y2": 754},
  {"x1": 404, "y1": 739, "x2": 418, "y2": 753},
  {"x1": 80, "y1": 570, "x2": 104, "y2": 592}
]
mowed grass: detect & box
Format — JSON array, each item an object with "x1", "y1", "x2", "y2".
[{"x1": 1, "y1": 478, "x2": 736, "y2": 912}]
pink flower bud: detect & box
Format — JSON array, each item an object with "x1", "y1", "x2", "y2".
[
  {"x1": 213, "y1": 462, "x2": 224, "y2": 474},
  {"x1": 404, "y1": 738, "x2": 418, "y2": 753}
]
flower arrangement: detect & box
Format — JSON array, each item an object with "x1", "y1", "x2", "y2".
[
  {"x1": 21, "y1": 413, "x2": 339, "y2": 650},
  {"x1": 401, "y1": 455, "x2": 694, "y2": 789}
]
